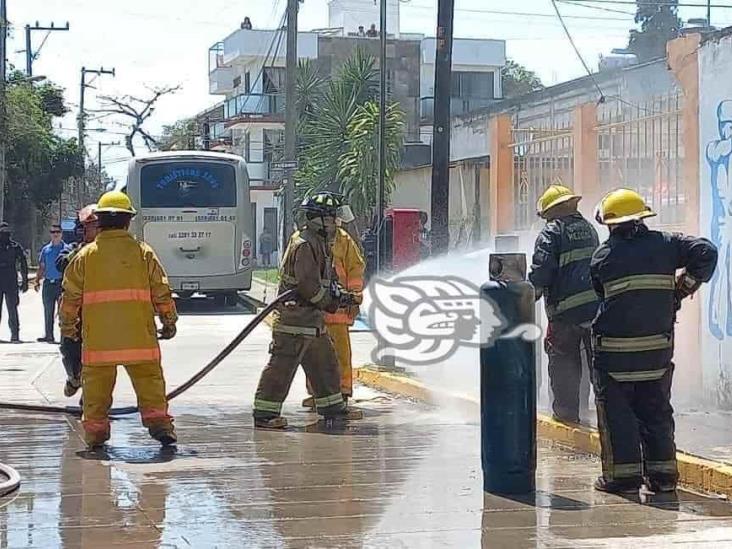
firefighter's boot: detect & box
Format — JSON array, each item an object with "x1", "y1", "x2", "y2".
[
  {"x1": 254, "y1": 416, "x2": 288, "y2": 429},
  {"x1": 593, "y1": 476, "x2": 640, "y2": 495},
  {"x1": 149, "y1": 425, "x2": 177, "y2": 447},
  {"x1": 64, "y1": 376, "x2": 82, "y2": 397},
  {"x1": 324, "y1": 407, "x2": 363, "y2": 421}
]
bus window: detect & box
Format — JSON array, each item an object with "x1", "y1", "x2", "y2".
[{"x1": 140, "y1": 162, "x2": 237, "y2": 208}]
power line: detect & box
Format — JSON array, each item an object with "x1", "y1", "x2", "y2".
[
  {"x1": 556, "y1": 0, "x2": 636, "y2": 15},
  {"x1": 550, "y1": 0, "x2": 606, "y2": 102},
  {"x1": 560, "y1": 0, "x2": 732, "y2": 8},
  {"x1": 404, "y1": 2, "x2": 633, "y2": 20}
]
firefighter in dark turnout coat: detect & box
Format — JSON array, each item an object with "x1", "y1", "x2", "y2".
[
  {"x1": 591, "y1": 188, "x2": 717, "y2": 494},
  {"x1": 530, "y1": 185, "x2": 599, "y2": 423}
]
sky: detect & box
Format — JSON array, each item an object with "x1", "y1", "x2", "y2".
[{"x1": 8, "y1": 0, "x2": 732, "y2": 182}]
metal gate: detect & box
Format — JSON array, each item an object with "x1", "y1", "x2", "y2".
[
  {"x1": 511, "y1": 124, "x2": 574, "y2": 231},
  {"x1": 597, "y1": 94, "x2": 684, "y2": 228}
]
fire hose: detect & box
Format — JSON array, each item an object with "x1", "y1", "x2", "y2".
[
  {"x1": 0, "y1": 290, "x2": 295, "y2": 417},
  {"x1": 0, "y1": 290, "x2": 295, "y2": 498}
]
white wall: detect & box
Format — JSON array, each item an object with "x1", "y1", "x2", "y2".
[
  {"x1": 251, "y1": 188, "x2": 280, "y2": 263},
  {"x1": 222, "y1": 29, "x2": 318, "y2": 66},
  {"x1": 420, "y1": 39, "x2": 505, "y2": 99},
  {"x1": 699, "y1": 34, "x2": 732, "y2": 407}
]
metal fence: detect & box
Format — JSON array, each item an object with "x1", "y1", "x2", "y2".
[
  {"x1": 597, "y1": 94, "x2": 684, "y2": 227},
  {"x1": 511, "y1": 117, "x2": 574, "y2": 231}
]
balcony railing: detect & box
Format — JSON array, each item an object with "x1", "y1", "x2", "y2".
[
  {"x1": 420, "y1": 96, "x2": 495, "y2": 121},
  {"x1": 224, "y1": 93, "x2": 285, "y2": 120}
]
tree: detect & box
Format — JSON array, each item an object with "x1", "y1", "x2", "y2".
[
  {"x1": 501, "y1": 60, "x2": 544, "y2": 98},
  {"x1": 627, "y1": 0, "x2": 681, "y2": 61},
  {"x1": 159, "y1": 118, "x2": 197, "y2": 151},
  {"x1": 3, "y1": 77, "x2": 83, "y2": 247},
  {"x1": 95, "y1": 85, "x2": 181, "y2": 156},
  {"x1": 294, "y1": 50, "x2": 405, "y2": 218}
]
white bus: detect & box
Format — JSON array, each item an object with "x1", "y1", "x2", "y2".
[{"x1": 121, "y1": 151, "x2": 254, "y2": 304}]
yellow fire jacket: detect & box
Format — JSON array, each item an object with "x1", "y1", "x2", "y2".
[
  {"x1": 324, "y1": 227, "x2": 365, "y2": 326},
  {"x1": 59, "y1": 229, "x2": 178, "y2": 367}
]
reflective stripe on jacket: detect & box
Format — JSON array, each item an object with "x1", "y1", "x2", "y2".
[
  {"x1": 324, "y1": 227, "x2": 365, "y2": 326},
  {"x1": 272, "y1": 227, "x2": 337, "y2": 334},
  {"x1": 59, "y1": 229, "x2": 177, "y2": 367},
  {"x1": 590, "y1": 225, "x2": 717, "y2": 378},
  {"x1": 529, "y1": 212, "x2": 599, "y2": 325}
]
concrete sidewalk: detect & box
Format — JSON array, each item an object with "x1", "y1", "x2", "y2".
[{"x1": 4, "y1": 292, "x2": 732, "y2": 546}]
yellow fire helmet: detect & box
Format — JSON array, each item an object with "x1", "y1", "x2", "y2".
[
  {"x1": 96, "y1": 191, "x2": 137, "y2": 215},
  {"x1": 536, "y1": 184, "x2": 581, "y2": 217},
  {"x1": 596, "y1": 188, "x2": 656, "y2": 226}
]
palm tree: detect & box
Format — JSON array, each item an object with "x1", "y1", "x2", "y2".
[{"x1": 294, "y1": 49, "x2": 404, "y2": 217}]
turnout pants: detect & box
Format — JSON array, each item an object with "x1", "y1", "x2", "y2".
[
  {"x1": 545, "y1": 319, "x2": 591, "y2": 422},
  {"x1": 82, "y1": 361, "x2": 173, "y2": 445},
  {"x1": 593, "y1": 366, "x2": 677, "y2": 487},
  {"x1": 255, "y1": 331, "x2": 347, "y2": 419},
  {"x1": 306, "y1": 324, "x2": 353, "y2": 397},
  {"x1": 0, "y1": 285, "x2": 20, "y2": 338}
]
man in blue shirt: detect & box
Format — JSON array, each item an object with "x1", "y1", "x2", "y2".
[{"x1": 35, "y1": 224, "x2": 66, "y2": 343}]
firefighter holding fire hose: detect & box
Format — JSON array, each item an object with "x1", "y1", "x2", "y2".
[
  {"x1": 302, "y1": 195, "x2": 365, "y2": 407},
  {"x1": 253, "y1": 192, "x2": 363, "y2": 429}
]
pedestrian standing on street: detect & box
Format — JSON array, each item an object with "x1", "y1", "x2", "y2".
[
  {"x1": 252, "y1": 192, "x2": 363, "y2": 429},
  {"x1": 529, "y1": 184, "x2": 599, "y2": 424},
  {"x1": 591, "y1": 189, "x2": 717, "y2": 494},
  {"x1": 301, "y1": 196, "x2": 365, "y2": 408},
  {"x1": 59, "y1": 192, "x2": 178, "y2": 449},
  {"x1": 0, "y1": 222, "x2": 29, "y2": 343},
  {"x1": 34, "y1": 224, "x2": 66, "y2": 343},
  {"x1": 56, "y1": 204, "x2": 99, "y2": 397},
  {"x1": 259, "y1": 229, "x2": 274, "y2": 268}
]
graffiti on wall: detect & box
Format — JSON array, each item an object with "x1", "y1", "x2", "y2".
[
  {"x1": 705, "y1": 101, "x2": 732, "y2": 341},
  {"x1": 705, "y1": 100, "x2": 732, "y2": 406}
]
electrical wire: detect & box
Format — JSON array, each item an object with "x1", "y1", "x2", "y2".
[
  {"x1": 550, "y1": 0, "x2": 606, "y2": 102},
  {"x1": 555, "y1": 0, "x2": 636, "y2": 16},
  {"x1": 560, "y1": 0, "x2": 732, "y2": 8}
]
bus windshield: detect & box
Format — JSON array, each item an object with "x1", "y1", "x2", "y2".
[{"x1": 140, "y1": 161, "x2": 237, "y2": 208}]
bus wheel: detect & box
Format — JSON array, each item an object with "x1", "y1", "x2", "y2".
[
  {"x1": 177, "y1": 291, "x2": 194, "y2": 300},
  {"x1": 224, "y1": 293, "x2": 239, "y2": 307},
  {"x1": 213, "y1": 294, "x2": 226, "y2": 307}
]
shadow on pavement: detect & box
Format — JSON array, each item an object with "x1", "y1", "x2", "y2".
[
  {"x1": 499, "y1": 490, "x2": 592, "y2": 511},
  {"x1": 174, "y1": 296, "x2": 252, "y2": 317},
  {"x1": 76, "y1": 445, "x2": 197, "y2": 464}
]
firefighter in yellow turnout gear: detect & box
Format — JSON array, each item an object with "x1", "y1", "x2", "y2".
[
  {"x1": 253, "y1": 192, "x2": 363, "y2": 429},
  {"x1": 59, "y1": 191, "x2": 179, "y2": 448}
]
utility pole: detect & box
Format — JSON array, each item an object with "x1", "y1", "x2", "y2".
[
  {"x1": 0, "y1": 0, "x2": 7, "y2": 222},
  {"x1": 282, "y1": 0, "x2": 298, "y2": 250},
  {"x1": 429, "y1": 0, "x2": 455, "y2": 256},
  {"x1": 78, "y1": 66, "x2": 115, "y2": 160},
  {"x1": 707, "y1": 0, "x2": 712, "y2": 26},
  {"x1": 25, "y1": 21, "x2": 70, "y2": 76},
  {"x1": 376, "y1": 0, "x2": 387, "y2": 273}
]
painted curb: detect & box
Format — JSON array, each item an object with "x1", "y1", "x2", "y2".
[{"x1": 355, "y1": 366, "x2": 732, "y2": 498}]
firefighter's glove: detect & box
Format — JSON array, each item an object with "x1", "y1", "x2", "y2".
[
  {"x1": 158, "y1": 323, "x2": 177, "y2": 340},
  {"x1": 338, "y1": 291, "x2": 360, "y2": 308},
  {"x1": 675, "y1": 272, "x2": 701, "y2": 306},
  {"x1": 60, "y1": 337, "x2": 82, "y2": 368}
]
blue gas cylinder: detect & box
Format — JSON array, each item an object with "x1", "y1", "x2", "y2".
[{"x1": 480, "y1": 280, "x2": 537, "y2": 494}]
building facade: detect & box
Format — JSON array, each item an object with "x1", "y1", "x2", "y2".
[{"x1": 203, "y1": 0, "x2": 505, "y2": 258}]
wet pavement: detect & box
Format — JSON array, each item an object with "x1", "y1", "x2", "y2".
[{"x1": 3, "y1": 293, "x2": 732, "y2": 547}]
